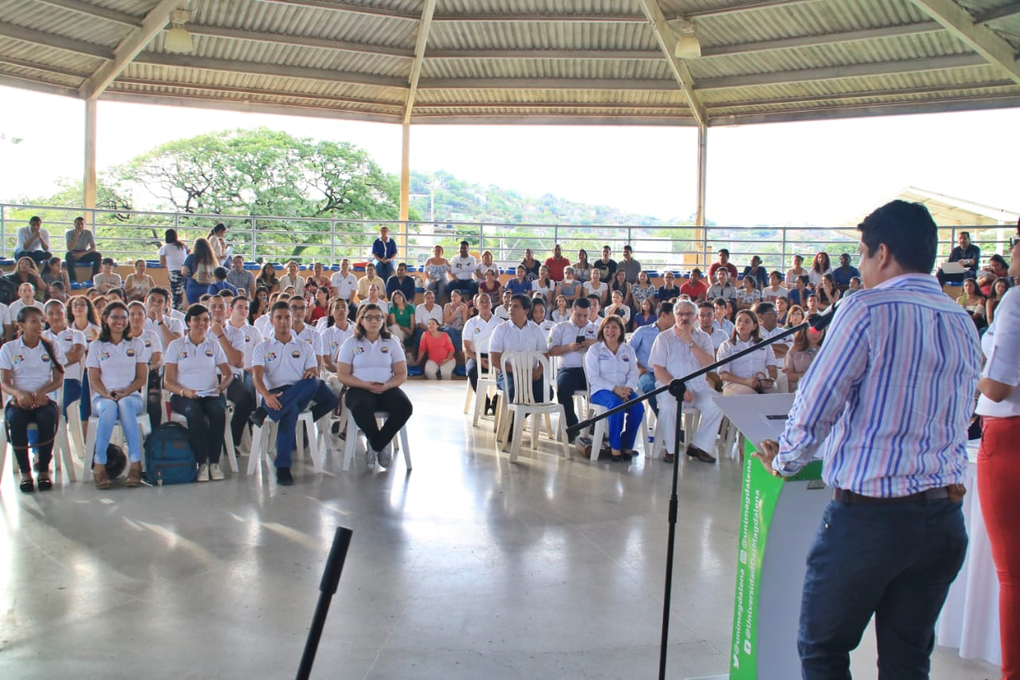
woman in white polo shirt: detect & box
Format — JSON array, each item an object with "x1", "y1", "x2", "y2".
[
  {"x1": 716, "y1": 309, "x2": 778, "y2": 395},
  {"x1": 163, "y1": 304, "x2": 233, "y2": 482},
  {"x1": 335, "y1": 304, "x2": 412, "y2": 469},
  {"x1": 128, "y1": 301, "x2": 165, "y2": 431},
  {"x1": 0, "y1": 306, "x2": 65, "y2": 492},
  {"x1": 85, "y1": 301, "x2": 148, "y2": 489},
  {"x1": 44, "y1": 299, "x2": 86, "y2": 418},
  {"x1": 583, "y1": 315, "x2": 644, "y2": 463},
  {"x1": 9, "y1": 282, "x2": 44, "y2": 318}
]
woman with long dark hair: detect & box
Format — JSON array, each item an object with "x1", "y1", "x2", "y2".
[
  {"x1": 256, "y1": 262, "x2": 279, "y2": 292},
  {"x1": 208, "y1": 223, "x2": 229, "y2": 265},
  {"x1": 181, "y1": 237, "x2": 218, "y2": 305},
  {"x1": 717, "y1": 309, "x2": 778, "y2": 395},
  {"x1": 0, "y1": 306, "x2": 65, "y2": 492},
  {"x1": 809, "y1": 251, "x2": 833, "y2": 287},
  {"x1": 85, "y1": 301, "x2": 148, "y2": 489},
  {"x1": 7, "y1": 256, "x2": 48, "y2": 301},
  {"x1": 335, "y1": 304, "x2": 412, "y2": 468},
  {"x1": 158, "y1": 228, "x2": 190, "y2": 310}
]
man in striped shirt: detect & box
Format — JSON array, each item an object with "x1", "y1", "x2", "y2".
[{"x1": 755, "y1": 200, "x2": 982, "y2": 679}]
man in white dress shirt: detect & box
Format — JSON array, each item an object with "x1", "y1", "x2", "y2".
[
  {"x1": 649, "y1": 300, "x2": 724, "y2": 464},
  {"x1": 330, "y1": 258, "x2": 359, "y2": 318},
  {"x1": 488, "y1": 295, "x2": 549, "y2": 405},
  {"x1": 547, "y1": 297, "x2": 598, "y2": 441},
  {"x1": 448, "y1": 240, "x2": 478, "y2": 300},
  {"x1": 463, "y1": 293, "x2": 501, "y2": 403}
]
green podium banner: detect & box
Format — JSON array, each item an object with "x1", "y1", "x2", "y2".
[{"x1": 729, "y1": 440, "x2": 825, "y2": 680}]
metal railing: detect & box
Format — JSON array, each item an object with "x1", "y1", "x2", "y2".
[{"x1": 1, "y1": 203, "x2": 1014, "y2": 273}]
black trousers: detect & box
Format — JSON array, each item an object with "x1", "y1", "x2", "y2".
[
  {"x1": 170, "y1": 394, "x2": 226, "y2": 464},
  {"x1": 226, "y1": 373, "x2": 257, "y2": 445},
  {"x1": 65, "y1": 251, "x2": 102, "y2": 281},
  {"x1": 344, "y1": 387, "x2": 413, "y2": 452},
  {"x1": 147, "y1": 368, "x2": 163, "y2": 431},
  {"x1": 5, "y1": 401, "x2": 57, "y2": 473},
  {"x1": 556, "y1": 366, "x2": 587, "y2": 431}
]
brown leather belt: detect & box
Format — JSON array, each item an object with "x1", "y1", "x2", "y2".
[{"x1": 833, "y1": 487, "x2": 950, "y2": 505}]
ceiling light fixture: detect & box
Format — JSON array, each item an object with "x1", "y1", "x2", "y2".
[
  {"x1": 165, "y1": 8, "x2": 194, "y2": 54},
  {"x1": 670, "y1": 18, "x2": 701, "y2": 59}
]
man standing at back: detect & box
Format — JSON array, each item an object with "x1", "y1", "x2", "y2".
[{"x1": 755, "y1": 200, "x2": 981, "y2": 679}]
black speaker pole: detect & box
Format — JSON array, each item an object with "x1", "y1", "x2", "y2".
[{"x1": 297, "y1": 526, "x2": 354, "y2": 680}]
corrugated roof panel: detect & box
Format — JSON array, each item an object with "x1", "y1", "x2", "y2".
[
  {"x1": 428, "y1": 19, "x2": 657, "y2": 50},
  {"x1": 420, "y1": 57, "x2": 671, "y2": 79},
  {"x1": 0, "y1": 37, "x2": 104, "y2": 73},
  {"x1": 195, "y1": 0, "x2": 419, "y2": 48},
  {"x1": 414, "y1": 87, "x2": 685, "y2": 104},
  {"x1": 0, "y1": 63, "x2": 83, "y2": 87},
  {"x1": 435, "y1": 0, "x2": 642, "y2": 15},
  {"x1": 0, "y1": 1, "x2": 132, "y2": 48}
]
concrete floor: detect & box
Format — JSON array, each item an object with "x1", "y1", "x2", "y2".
[{"x1": 0, "y1": 381, "x2": 998, "y2": 679}]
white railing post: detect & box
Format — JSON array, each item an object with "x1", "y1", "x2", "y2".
[
  {"x1": 0, "y1": 204, "x2": 6, "y2": 259},
  {"x1": 251, "y1": 216, "x2": 257, "y2": 261}
]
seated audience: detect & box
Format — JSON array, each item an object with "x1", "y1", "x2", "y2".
[
  {"x1": 630, "y1": 302, "x2": 674, "y2": 416},
  {"x1": 573, "y1": 248, "x2": 592, "y2": 283},
  {"x1": 988, "y1": 278, "x2": 1011, "y2": 325},
  {"x1": 762, "y1": 271, "x2": 788, "y2": 303},
  {"x1": 831, "y1": 253, "x2": 860, "y2": 291},
  {"x1": 413, "y1": 290, "x2": 443, "y2": 348},
  {"x1": 305, "y1": 262, "x2": 331, "y2": 290},
  {"x1": 544, "y1": 244, "x2": 570, "y2": 282},
  {"x1": 785, "y1": 254, "x2": 808, "y2": 288},
  {"x1": 584, "y1": 315, "x2": 644, "y2": 462},
  {"x1": 358, "y1": 284, "x2": 389, "y2": 316},
  {"x1": 207, "y1": 267, "x2": 238, "y2": 296},
  {"x1": 610, "y1": 269, "x2": 633, "y2": 309},
  {"x1": 979, "y1": 254, "x2": 1010, "y2": 297},
  {"x1": 494, "y1": 290, "x2": 513, "y2": 321},
  {"x1": 957, "y1": 278, "x2": 987, "y2": 329},
  {"x1": 0, "y1": 306, "x2": 64, "y2": 493},
  {"x1": 371, "y1": 226, "x2": 397, "y2": 281},
  {"x1": 222, "y1": 295, "x2": 261, "y2": 448},
  {"x1": 336, "y1": 305, "x2": 412, "y2": 469},
  {"x1": 448, "y1": 241, "x2": 478, "y2": 299},
  {"x1": 788, "y1": 275, "x2": 810, "y2": 307},
  {"x1": 548, "y1": 297, "x2": 598, "y2": 441},
  {"x1": 604, "y1": 290, "x2": 631, "y2": 325},
  {"x1": 386, "y1": 291, "x2": 415, "y2": 348},
  {"x1": 713, "y1": 297, "x2": 735, "y2": 335},
  {"x1": 478, "y1": 269, "x2": 503, "y2": 308},
  {"x1": 784, "y1": 320, "x2": 825, "y2": 392},
  {"x1": 277, "y1": 261, "x2": 305, "y2": 297},
  {"x1": 631, "y1": 270, "x2": 656, "y2": 309},
  {"x1": 716, "y1": 310, "x2": 778, "y2": 396},
  {"x1": 520, "y1": 248, "x2": 541, "y2": 281},
  {"x1": 417, "y1": 319, "x2": 456, "y2": 380},
  {"x1": 633, "y1": 298, "x2": 656, "y2": 329},
  {"x1": 529, "y1": 297, "x2": 556, "y2": 334},
  {"x1": 785, "y1": 304, "x2": 806, "y2": 329},
  {"x1": 9, "y1": 283, "x2": 44, "y2": 318},
  {"x1": 742, "y1": 255, "x2": 769, "y2": 289},
  {"x1": 551, "y1": 295, "x2": 571, "y2": 323},
  {"x1": 462, "y1": 293, "x2": 501, "y2": 400},
  {"x1": 330, "y1": 259, "x2": 359, "y2": 317},
  {"x1": 658, "y1": 271, "x2": 681, "y2": 301},
  {"x1": 735, "y1": 275, "x2": 761, "y2": 310},
  {"x1": 557, "y1": 267, "x2": 583, "y2": 304},
  {"x1": 707, "y1": 268, "x2": 737, "y2": 302},
  {"x1": 583, "y1": 268, "x2": 608, "y2": 306},
  {"x1": 532, "y1": 266, "x2": 555, "y2": 304},
  {"x1": 9, "y1": 257, "x2": 48, "y2": 301},
  {"x1": 41, "y1": 256, "x2": 70, "y2": 293},
  {"x1": 845, "y1": 277, "x2": 863, "y2": 297},
  {"x1": 44, "y1": 299, "x2": 85, "y2": 419},
  {"x1": 488, "y1": 294, "x2": 549, "y2": 406},
  {"x1": 443, "y1": 288, "x2": 469, "y2": 351},
  {"x1": 474, "y1": 250, "x2": 499, "y2": 285},
  {"x1": 678, "y1": 269, "x2": 707, "y2": 301},
  {"x1": 424, "y1": 245, "x2": 451, "y2": 303},
  {"x1": 163, "y1": 303, "x2": 233, "y2": 482},
  {"x1": 816, "y1": 273, "x2": 840, "y2": 311},
  {"x1": 809, "y1": 251, "x2": 833, "y2": 287},
  {"x1": 124, "y1": 260, "x2": 155, "y2": 301},
  {"x1": 15, "y1": 216, "x2": 51, "y2": 265},
  {"x1": 697, "y1": 301, "x2": 729, "y2": 352},
  {"x1": 86, "y1": 301, "x2": 148, "y2": 489},
  {"x1": 357, "y1": 262, "x2": 388, "y2": 302},
  {"x1": 775, "y1": 296, "x2": 790, "y2": 325},
  {"x1": 256, "y1": 262, "x2": 279, "y2": 292},
  {"x1": 594, "y1": 245, "x2": 616, "y2": 282},
  {"x1": 507, "y1": 265, "x2": 532, "y2": 296},
  {"x1": 708, "y1": 249, "x2": 738, "y2": 281},
  {"x1": 754, "y1": 302, "x2": 789, "y2": 361},
  {"x1": 936, "y1": 231, "x2": 980, "y2": 286},
  {"x1": 226, "y1": 255, "x2": 256, "y2": 298}
]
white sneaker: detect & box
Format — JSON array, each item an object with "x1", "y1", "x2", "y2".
[
  {"x1": 377, "y1": 442, "x2": 393, "y2": 469},
  {"x1": 365, "y1": 447, "x2": 377, "y2": 467},
  {"x1": 209, "y1": 463, "x2": 225, "y2": 481},
  {"x1": 196, "y1": 463, "x2": 209, "y2": 482}
]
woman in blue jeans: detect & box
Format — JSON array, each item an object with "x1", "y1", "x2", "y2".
[
  {"x1": 85, "y1": 301, "x2": 148, "y2": 489},
  {"x1": 583, "y1": 315, "x2": 644, "y2": 463}
]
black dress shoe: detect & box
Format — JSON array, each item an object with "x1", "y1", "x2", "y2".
[
  {"x1": 621, "y1": 449, "x2": 639, "y2": 459},
  {"x1": 686, "y1": 445, "x2": 717, "y2": 463},
  {"x1": 662, "y1": 453, "x2": 675, "y2": 464},
  {"x1": 276, "y1": 467, "x2": 294, "y2": 486},
  {"x1": 249, "y1": 407, "x2": 268, "y2": 428}
]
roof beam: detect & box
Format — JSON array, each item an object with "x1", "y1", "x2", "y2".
[
  {"x1": 185, "y1": 25, "x2": 413, "y2": 58},
  {"x1": 403, "y1": 0, "x2": 437, "y2": 124},
  {"x1": 702, "y1": 21, "x2": 943, "y2": 57},
  {"x1": 683, "y1": 0, "x2": 819, "y2": 19},
  {"x1": 80, "y1": 0, "x2": 181, "y2": 100},
  {"x1": 973, "y1": 2, "x2": 1020, "y2": 24},
  {"x1": 0, "y1": 72, "x2": 80, "y2": 98},
  {"x1": 0, "y1": 55, "x2": 88, "y2": 79},
  {"x1": 418, "y1": 77, "x2": 678, "y2": 91},
  {"x1": 708, "y1": 80, "x2": 1018, "y2": 109},
  {"x1": 431, "y1": 13, "x2": 647, "y2": 23},
  {"x1": 112, "y1": 77, "x2": 405, "y2": 109},
  {"x1": 908, "y1": 0, "x2": 1020, "y2": 85},
  {"x1": 695, "y1": 53, "x2": 988, "y2": 89},
  {"x1": 0, "y1": 21, "x2": 114, "y2": 60},
  {"x1": 135, "y1": 52, "x2": 408, "y2": 89},
  {"x1": 636, "y1": 0, "x2": 707, "y2": 126},
  {"x1": 36, "y1": 0, "x2": 140, "y2": 27}
]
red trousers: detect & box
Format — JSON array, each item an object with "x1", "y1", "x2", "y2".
[{"x1": 979, "y1": 415, "x2": 1020, "y2": 680}]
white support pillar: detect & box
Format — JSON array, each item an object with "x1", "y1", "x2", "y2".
[
  {"x1": 696, "y1": 125, "x2": 707, "y2": 227},
  {"x1": 399, "y1": 122, "x2": 410, "y2": 222},
  {"x1": 84, "y1": 99, "x2": 97, "y2": 209}
]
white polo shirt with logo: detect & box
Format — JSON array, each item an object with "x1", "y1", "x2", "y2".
[
  {"x1": 450, "y1": 254, "x2": 478, "y2": 281},
  {"x1": 85, "y1": 337, "x2": 147, "y2": 392},
  {"x1": 0, "y1": 337, "x2": 65, "y2": 404},
  {"x1": 45, "y1": 327, "x2": 86, "y2": 382},
  {"x1": 548, "y1": 319, "x2": 599, "y2": 369},
  {"x1": 165, "y1": 335, "x2": 228, "y2": 396},
  {"x1": 330, "y1": 271, "x2": 359, "y2": 301},
  {"x1": 462, "y1": 314, "x2": 501, "y2": 354},
  {"x1": 252, "y1": 334, "x2": 317, "y2": 390},
  {"x1": 228, "y1": 320, "x2": 263, "y2": 371},
  {"x1": 336, "y1": 335, "x2": 406, "y2": 383}
]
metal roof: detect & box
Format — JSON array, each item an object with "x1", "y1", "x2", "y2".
[{"x1": 0, "y1": 0, "x2": 1018, "y2": 126}]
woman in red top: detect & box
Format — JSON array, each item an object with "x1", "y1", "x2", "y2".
[
  {"x1": 416, "y1": 318, "x2": 456, "y2": 380},
  {"x1": 308, "y1": 287, "x2": 328, "y2": 323}
]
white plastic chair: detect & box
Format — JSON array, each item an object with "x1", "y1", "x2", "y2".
[
  {"x1": 341, "y1": 409, "x2": 411, "y2": 472},
  {"x1": 467, "y1": 342, "x2": 499, "y2": 427},
  {"x1": 646, "y1": 402, "x2": 700, "y2": 459},
  {"x1": 65, "y1": 397, "x2": 86, "y2": 460},
  {"x1": 497, "y1": 351, "x2": 570, "y2": 464},
  {"x1": 0, "y1": 387, "x2": 76, "y2": 484},
  {"x1": 168, "y1": 401, "x2": 239, "y2": 473},
  {"x1": 246, "y1": 409, "x2": 323, "y2": 476}
]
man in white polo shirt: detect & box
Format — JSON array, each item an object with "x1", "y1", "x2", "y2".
[
  {"x1": 649, "y1": 299, "x2": 724, "y2": 464},
  {"x1": 330, "y1": 258, "x2": 359, "y2": 318},
  {"x1": 287, "y1": 296, "x2": 322, "y2": 370},
  {"x1": 210, "y1": 295, "x2": 257, "y2": 450},
  {"x1": 547, "y1": 297, "x2": 598, "y2": 442},
  {"x1": 251, "y1": 301, "x2": 338, "y2": 486},
  {"x1": 448, "y1": 240, "x2": 478, "y2": 300},
  {"x1": 488, "y1": 294, "x2": 549, "y2": 405},
  {"x1": 463, "y1": 292, "x2": 502, "y2": 412},
  {"x1": 145, "y1": 287, "x2": 184, "y2": 348}
]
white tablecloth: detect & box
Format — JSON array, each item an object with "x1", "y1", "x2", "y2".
[{"x1": 936, "y1": 446, "x2": 1001, "y2": 667}]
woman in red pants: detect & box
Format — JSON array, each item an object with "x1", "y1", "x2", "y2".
[{"x1": 977, "y1": 234, "x2": 1020, "y2": 679}]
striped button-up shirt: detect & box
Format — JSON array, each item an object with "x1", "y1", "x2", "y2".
[{"x1": 774, "y1": 273, "x2": 981, "y2": 497}]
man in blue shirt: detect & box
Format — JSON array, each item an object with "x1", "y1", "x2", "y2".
[
  {"x1": 629, "y1": 301, "x2": 674, "y2": 416},
  {"x1": 385, "y1": 262, "x2": 416, "y2": 302},
  {"x1": 371, "y1": 226, "x2": 398, "y2": 280},
  {"x1": 936, "y1": 230, "x2": 981, "y2": 286},
  {"x1": 755, "y1": 200, "x2": 981, "y2": 679},
  {"x1": 830, "y1": 253, "x2": 861, "y2": 292}
]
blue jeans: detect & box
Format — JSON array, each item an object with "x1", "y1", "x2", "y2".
[
  {"x1": 374, "y1": 261, "x2": 394, "y2": 281},
  {"x1": 263, "y1": 379, "x2": 338, "y2": 468},
  {"x1": 638, "y1": 371, "x2": 657, "y2": 416},
  {"x1": 589, "y1": 389, "x2": 644, "y2": 451},
  {"x1": 92, "y1": 394, "x2": 145, "y2": 463},
  {"x1": 798, "y1": 498, "x2": 968, "y2": 680}
]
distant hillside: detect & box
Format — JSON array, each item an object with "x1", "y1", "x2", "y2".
[{"x1": 409, "y1": 170, "x2": 693, "y2": 226}]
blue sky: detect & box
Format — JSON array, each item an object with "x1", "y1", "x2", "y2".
[{"x1": 0, "y1": 84, "x2": 1016, "y2": 226}]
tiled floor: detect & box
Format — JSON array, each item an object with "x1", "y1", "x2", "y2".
[{"x1": 0, "y1": 381, "x2": 998, "y2": 679}]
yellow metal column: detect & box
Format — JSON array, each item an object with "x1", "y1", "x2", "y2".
[
  {"x1": 399, "y1": 122, "x2": 410, "y2": 222},
  {"x1": 84, "y1": 99, "x2": 97, "y2": 209}
]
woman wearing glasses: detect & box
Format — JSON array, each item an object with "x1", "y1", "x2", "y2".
[
  {"x1": 335, "y1": 305, "x2": 412, "y2": 469},
  {"x1": 85, "y1": 301, "x2": 148, "y2": 489}
]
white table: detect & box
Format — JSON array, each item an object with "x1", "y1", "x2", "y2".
[{"x1": 936, "y1": 444, "x2": 1001, "y2": 667}]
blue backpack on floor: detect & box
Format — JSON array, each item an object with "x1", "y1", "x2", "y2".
[{"x1": 144, "y1": 422, "x2": 196, "y2": 485}]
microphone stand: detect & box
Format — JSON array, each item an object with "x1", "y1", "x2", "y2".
[
  {"x1": 297, "y1": 526, "x2": 354, "y2": 680},
  {"x1": 568, "y1": 308, "x2": 835, "y2": 680}
]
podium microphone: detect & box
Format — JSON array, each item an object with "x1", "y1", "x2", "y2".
[{"x1": 808, "y1": 296, "x2": 844, "y2": 332}]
